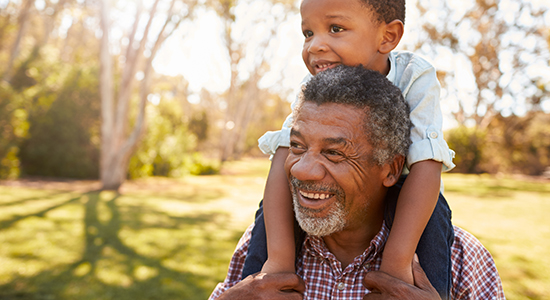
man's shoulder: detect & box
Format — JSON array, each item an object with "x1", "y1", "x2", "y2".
[{"x1": 450, "y1": 226, "x2": 506, "y2": 299}]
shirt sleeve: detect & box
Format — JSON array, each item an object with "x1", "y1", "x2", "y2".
[
  {"x1": 399, "y1": 55, "x2": 456, "y2": 172},
  {"x1": 450, "y1": 227, "x2": 506, "y2": 300},
  {"x1": 258, "y1": 75, "x2": 312, "y2": 157},
  {"x1": 208, "y1": 225, "x2": 253, "y2": 300}
]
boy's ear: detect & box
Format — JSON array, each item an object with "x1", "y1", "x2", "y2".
[
  {"x1": 379, "y1": 20, "x2": 404, "y2": 54},
  {"x1": 382, "y1": 155, "x2": 405, "y2": 187}
]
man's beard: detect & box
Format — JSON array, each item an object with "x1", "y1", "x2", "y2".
[{"x1": 290, "y1": 176, "x2": 347, "y2": 237}]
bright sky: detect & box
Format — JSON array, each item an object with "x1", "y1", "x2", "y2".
[
  {"x1": 153, "y1": 0, "x2": 550, "y2": 129},
  {"x1": 154, "y1": 2, "x2": 307, "y2": 102}
]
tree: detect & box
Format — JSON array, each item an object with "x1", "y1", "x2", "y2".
[
  {"x1": 0, "y1": 0, "x2": 100, "y2": 179},
  {"x1": 410, "y1": 0, "x2": 549, "y2": 129},
  {"x1": 211, "y1": 0, "x2": 297, "y2": 162},
  {"x1": 99, "y1": 0, "x2": 196, "y2": 190}
]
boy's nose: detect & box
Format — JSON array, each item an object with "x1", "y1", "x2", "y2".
[
  {"x1": 290, "y1": 152, "x2": 326, "y2": 182},
  {"x1": 307, "y1": 36, "x2": 328, "y2": 53}
]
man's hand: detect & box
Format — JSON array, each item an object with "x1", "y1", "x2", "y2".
[
  {"x1": 362, "y1": 255, "x2": 441, "y2": 300},
  {"x1": 218, "y1": 272, "x2": 305, "y2": 300}
]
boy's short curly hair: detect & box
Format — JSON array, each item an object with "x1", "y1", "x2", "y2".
[
  {"x1": 360, "y1": 0, "x2": 406, "y2": 25},
  {"x1": 296, "y1": 65, "x2": 412, "y2": 166}
]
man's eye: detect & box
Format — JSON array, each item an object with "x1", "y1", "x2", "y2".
[
  {"x1": 324, "y1": 150, "x2": 345, "y2": 161},
  {"x1": 290, "y1": 142, "x2": 306, "y2": 154},
  {"x1": 303, "y1": 30, "x2": 313, "y2": 38},
  {"x1": 330, "y1": 25, "x2": 344, "y2": 33},
  {"x1": 326, "y1": 150, "x2": 341, "y2": 156}
]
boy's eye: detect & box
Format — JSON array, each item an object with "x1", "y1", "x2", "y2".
[
  {"x1": 303, "y1": 30, "x2": 313, "y2": 38},
  {"x1": 330, "y1": 25, "x2": 344, "y2": 33}
]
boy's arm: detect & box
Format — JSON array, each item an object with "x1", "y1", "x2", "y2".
[
  {"x1": 379, "y1": 159, "x2": 442, "y2": 284},
  {"x1": 395, "y1": 52, "x2": 454, "y2": 173},
  {"x1": 261, "y1": 147, "x2": 297, "y2": 273}
]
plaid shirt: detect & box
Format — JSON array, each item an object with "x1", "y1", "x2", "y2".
[{"x1": 209, "y1": 224, "x2": 505, "y2": 300}]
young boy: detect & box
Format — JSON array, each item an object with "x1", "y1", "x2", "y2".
[{"x1": 242, "y1": 0, "x2": 455, "y2": 298}]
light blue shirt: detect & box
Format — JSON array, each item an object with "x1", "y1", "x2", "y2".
[{"x1": 258, "y1": 51, "x2": 455, "y2": 174}]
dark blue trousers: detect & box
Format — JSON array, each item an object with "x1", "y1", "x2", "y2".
[{"x1": 241, "y1": 176, "x2": 453, "y2": 299}]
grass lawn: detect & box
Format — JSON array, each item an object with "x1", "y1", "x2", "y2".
[{"x1": 0, "y1": 158, "x2": 549, "y2": 299}]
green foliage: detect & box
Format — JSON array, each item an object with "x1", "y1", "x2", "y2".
[
  {"x1": 483, "y1": 113, "x2": 550, "y2": 175},
  {"x1": 18, "y1": 67, "x2": 100, "y2": 179},
  {"x1": 445, "y1": 126, "x2": 486, "y2": 173},
  {"x1": 128, "y1": 99, "x2": 219, "y2": 178},
  {"x1": 445, "y1": 112, "x2": 550, "y2": 175},
  {"x1": 0, "y1": 83, "x2": 28, "y2": 179},
  {"x1": 187, "y1": 153, "x2": 220, "y2": 175},
  {"x1": 188, "y1": 110, "x2": 209, "y2": 143}
]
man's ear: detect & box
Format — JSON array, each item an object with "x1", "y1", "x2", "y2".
[
  {"x1": 382, "y1": 155, "x2": 405, "y2": 187},
  {"x1": 379, "y1": 20, "x2": 404, "y2": 54}
]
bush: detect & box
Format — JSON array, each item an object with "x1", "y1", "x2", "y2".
[
  {"x1": 18, "y1": 68, "x2": 100, "y2": 179},
  {"x1": 128, "y1": 99, "x2": 219, "y2": 178},
  {"x1": 445, "y1": 126, "x2": 486, "y2": 173}
]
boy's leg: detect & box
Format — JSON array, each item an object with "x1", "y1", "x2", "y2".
[
  {"x1": 241, "y1": 201, "x2": 268, "y2": 279},
  {"x1": 385, "y1": 177, "x2": 454, "y2": 300}
]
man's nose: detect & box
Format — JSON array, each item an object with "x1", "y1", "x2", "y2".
[{"x1": 290, "y1": 152, "x2": 326, "y2": 182}]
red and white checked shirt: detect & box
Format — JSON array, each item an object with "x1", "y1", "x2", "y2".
[{"x1": 209, "y1": 224, "x2": 505, "y2": 300}]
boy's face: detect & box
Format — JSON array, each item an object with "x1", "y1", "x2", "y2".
[{"x1": 300, "y1": 0, "x2": 388, "y2": 75}]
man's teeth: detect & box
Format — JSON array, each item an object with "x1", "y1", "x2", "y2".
[
  {"x1": 317, "y1": 63, "x2": 330, "y2": 69},
  {"x1": 300, "y1": 190, "x2": 329, "y2": 200}
]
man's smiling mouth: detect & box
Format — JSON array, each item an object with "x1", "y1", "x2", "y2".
[{"x1": 299, "y1": 190, "x2": 334, "y2": 200}]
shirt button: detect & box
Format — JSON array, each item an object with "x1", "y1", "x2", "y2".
[
  {"x1": 429, "y1": 131, "x2": 438, "y2": 139},
  {"x1": 364, "y1": 263, "x2": 371, "y2": 269},
  {"x1": 337, "y1": 282, "x2": 346, "y2": 290}
]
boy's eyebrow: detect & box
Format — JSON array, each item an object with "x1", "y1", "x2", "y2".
[
  {"x1": 324, "y1": 14, "x2": 352, "y2": 21},
  {"x1": 301, "y1": 14, "x2": 352, "y2": 26}
]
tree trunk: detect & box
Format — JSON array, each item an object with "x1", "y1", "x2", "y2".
[
  {"x1": 99, "y1": 0, "x2": 187, "y2": 191},
  {"x1": 2, "y1": 0, "x2": 32, "y2": 82}
]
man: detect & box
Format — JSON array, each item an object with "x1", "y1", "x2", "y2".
[{"x1": 210, "y1": 65, "x2": 505, "y2": 300}]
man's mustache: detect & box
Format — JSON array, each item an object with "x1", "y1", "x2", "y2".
[{"x1": 289, "y1": 176, "x2": 343, "y2": 196}]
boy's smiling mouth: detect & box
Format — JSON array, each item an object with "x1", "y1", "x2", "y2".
[{"x1": 312, "y1": 60, "x2": 339, "y2": 73}]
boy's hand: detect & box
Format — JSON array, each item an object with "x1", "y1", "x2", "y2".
[
  {"x1": 218, "y1": 272, "x2": 305, "y2": 300},
  {"x1": 261, "y1": 257, "x2": 297, "y2": 274}
]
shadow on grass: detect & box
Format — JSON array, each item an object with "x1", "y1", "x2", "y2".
[
  {"x1": 122, "y1": 186, "x2": 227, "y2": 204},
  {"x1": 0, "y1": 191, "x2": 72, "y2": 207},
  {"x1": 0, "y1": 190, "x2": 242, "y2": 300},
  {"x1": 0, "y1": 195, "x2": 82, "y2": 230}
]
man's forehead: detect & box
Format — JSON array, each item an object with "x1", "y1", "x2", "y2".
[{"x1": 293, "y1": 102, "x2": 366, "y2": 141}]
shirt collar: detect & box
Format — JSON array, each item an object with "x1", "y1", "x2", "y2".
[
  {"x1": 303, "y1": 222, "x2": 390, "y2": 267},
  {"x1": 386, "y1": 52, "x2": 397, "y2": 83}
]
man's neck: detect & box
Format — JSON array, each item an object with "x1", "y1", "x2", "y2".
[{"x1": 322, "y1": 217, "x2": 384, "y2": 268}]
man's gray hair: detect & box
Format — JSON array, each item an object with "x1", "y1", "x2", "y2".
[{"x1": 296, "y1": 65, "x2": 412, "y2": 165}]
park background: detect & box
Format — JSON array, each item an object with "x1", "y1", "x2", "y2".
[{"x1": 1, "y1": 0, "x2": 550, "y2": 299}]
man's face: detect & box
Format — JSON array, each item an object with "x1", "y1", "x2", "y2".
[
  {"x1": 300, "y1": 0, "x2": 387, "y2": 76},
  {"x1": 285, "y1": 102, "x2": 389, "y2": 236}
]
